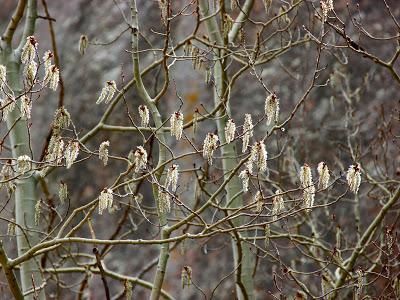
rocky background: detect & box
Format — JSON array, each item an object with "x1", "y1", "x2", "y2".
[{"x1": 1, "y1": 0, "x2": 399, "y2": 298}]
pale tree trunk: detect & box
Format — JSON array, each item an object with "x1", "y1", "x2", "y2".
[
  {"x1": 1, "y1": 0, "x2": 44, "y2": 297},
  {"x1": 1, "y1": 50, "x2": 45, "y2": 299},
  {"x1": 130, "y1": 1, "x2": 170, "y2": 299},
  {"x1": 213, "y1": 61, "x2": 255, "y2": 300},
  {"x1": 199, "y1": 1, "x2": 255, "y2": 298}
]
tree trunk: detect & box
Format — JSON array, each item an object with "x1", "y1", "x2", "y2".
[
  {"x1": 1, "y1": 48, "x2": 45, "y2": 300},
  {"x1": 198, "y1": 1, "x2": 255, "y2": 298}
]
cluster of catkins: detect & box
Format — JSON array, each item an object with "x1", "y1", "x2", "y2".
[
  {"x1": 157, "y1": 164, "x2": 180, "y2": 214},
  {"x1": 320, "y1": 0, "x2": 334, "y2": 22},
  {"x1": 239, "y1": 160, "x2": 361, "y2": 219},
  {"x1": 21, "y1": 36, "x2": 60, "y2": 90},
  {"x1": 299, "y1": 162, "x2": 360, "y2": 212},
  {"x1": 91, "y1": 86, "x2": 362, "y2": 220},
  {"x1": 1, "y1": 106, "x2": 80, "y2": 181},
  {"x1": 203, "y1": 92, "x2": 279, "y2": 167},
  {"x1": 252, "y1": 189, "x2": 284, "y2": 220},
  {"x1": 0, "y1": 161, "x2": 15, "y2": 194},
  {"x1": 98, "y1": 188, "x2": 114, "y2": 215},
  {"x1": 0, "y1": 36, "x2": 59, "y2": 123},
  {"x1": 43, "y1": 107, "x2": 79, "y2": 172},
  {"x1": 95, "y1": 144, "x2": 149, "y2": 215}
]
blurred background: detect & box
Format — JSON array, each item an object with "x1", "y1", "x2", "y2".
[{"x1": 1, "y1": 0, "x2": 399, "y2": 298}]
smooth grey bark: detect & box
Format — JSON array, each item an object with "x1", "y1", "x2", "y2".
[
  {"x1": 1, "y1": 0, "x2": 44, "y2": 298},
  {"x1": 1, "y1": 48, "x2": 45, "y2": 299},
  {"x1": 213, "y1": 61, "x2": 255, "y2": 300},
  {"x1": 198, "y1": 1, "x2": 255, "y2": 299},
  {"x1": 130, "y1": 1, "x2": 170, "y2": 299}
]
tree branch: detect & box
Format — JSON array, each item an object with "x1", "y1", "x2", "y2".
[
  {"x1": 331, "y1": 186, "x2": 400, "y2": 298},
  {"x1": 0, "y1": 242, "x2": 24, "y2": 300},
  {"x1": 17, "y1": 0, "x2": 37, "y2": 54},
  {"x1": 1, "y1": 0, "x2": 27, "y2": 45}
]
